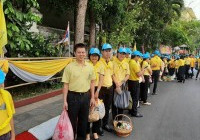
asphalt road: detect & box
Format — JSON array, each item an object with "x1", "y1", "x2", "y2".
[{"x1": 103, "y1": 79, "x2": 200, "y2": 140}]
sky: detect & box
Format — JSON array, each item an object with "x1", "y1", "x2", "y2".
[{"x1": 184, "y1": 0, "x2": 200, "y2": 19}]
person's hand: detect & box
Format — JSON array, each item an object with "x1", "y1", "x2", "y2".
[
  {"x1": 142, "y1": 78, "x2": 145, "y2": 83},
  {"x1": 90, "y1": 97, "x2": 95, "y2": 108},
  {"x1": 63, "y1": 101, "x2": 68, "y2": 110},
  {"x1": 116, "y1": 82, "x2": 122, "y2": 88},
  {"x1": 115, "y1": 82, "x2": 120, "y2": 88}
]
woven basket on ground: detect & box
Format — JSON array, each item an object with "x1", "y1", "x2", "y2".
[{"x1": 113, "y1": 114, "x2": 133, "y2": 137}]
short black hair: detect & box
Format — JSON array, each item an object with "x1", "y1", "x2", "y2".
[
  {"x1": 88, "y1": 54, "x2": 100, "y2": 61},
  {"x1": 131, "y1": 55, "x2": 138, "y2": 59},
  {"x1": 74, "y1": 43, "x2": 87, "y2": 52}
]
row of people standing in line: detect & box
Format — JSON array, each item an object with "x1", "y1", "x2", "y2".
[
  {"x1": 61, "y1": 43, "x2": 163, "y2": 140},
  {"x1": 158, "y1": 54, "x2": 200, "y2": 82}
]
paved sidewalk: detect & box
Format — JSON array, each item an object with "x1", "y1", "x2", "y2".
[
  {"x1": 14, "y1": 79, "x2": 200, "y2": 140},
  {"x1": 14, "y1": 94, "x2": 63, "y2": 134}
]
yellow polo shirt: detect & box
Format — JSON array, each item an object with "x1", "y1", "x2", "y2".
[
  {"x1": 62, "y1": 61, "x2": 96, "y2": 92},
  {"x1": 150, "y1": 56, "x2": 162, "y2": 70},
  {"x1": 198, "y1": 58, "x2": 200, "y2": 68},
  {"x1": 190, "y1": 58, "x2": 196, "y2": 68},
  {"x1": 89, "y1": 61, "x2": 104, "y2": 87},
  {"x1": 125, "y1": 58, "x2": 131, "y2": 63},
  {"x1": 99, "y1": 58, "x2": 114, "y2": 87},
  {"x1": 184, "y1": 57, "x2": 191, "y2": 65},
  {"x1": 169, "y1": 59, "x2": 175, "y2": 68},
  {"x1": 138, "y1": 58, "x2": 143, "y2": 64},
  {"x1": 113, "y1": 58, "x2": 130, "y2": 83},
  {"x1": 0, "y1": 90, "x2": 15, "y2": 136},
  {"x1": 142, "y1": 61, "x2": 151, "y2": 76},
  {"x1": 177, "y1": 59, "x2": 185, "y2": 68},
  {"x1": 129, "y1": 59, "x2": 140, "y2": 81},
  {"x1": 164, "y1": 59, "x2": 168, "y2": 68},
  {"x1": 175, "y1": 60, "x2": 179, "y2": 69}
]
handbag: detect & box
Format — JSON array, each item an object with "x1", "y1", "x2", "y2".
[
  {"x1": 114, "y1": 83, "x2": 131, "y2": 109},
  {"x1": 88, "y1": 108, "x2": 100, "y2": 122}
]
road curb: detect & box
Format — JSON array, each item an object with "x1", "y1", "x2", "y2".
[{"x1": 14, "y1": 89, "x2": 62, "y2": 108}]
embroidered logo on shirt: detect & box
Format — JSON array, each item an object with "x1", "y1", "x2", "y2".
[{"x1": 0, "y1": 103, "x2": 6, "y2": 110}]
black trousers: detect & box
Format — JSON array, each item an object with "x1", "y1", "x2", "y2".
[
  {"x1": 0, "y1": 132, "x2": 10, "y2": 140},
  {"x1": 112, "y1": 83, "x2": 123, "y2": 120},
  {"x1": 99, "y1": 86, "x2": 113, "y2": 126},
  {"x1": 168, "y1": 68, "x2": 175, "y2": 76},
  {"x1": 191, "y1": 67, "x2": 194, "y2": 77},
  {"x1": 140, "y1": 75, "x2": 150, "y2": 103},
  {"x1": 128, "y1": 80, "x2": 140, "y2": 115},
  {"x1": 67, "y1": 91, "x2": 90, "y2": 140},
  {"x1": 177, "y1": 66, "x2": 185, "y2": 81},
  {"x1": 196, "y1": 69, "x2": 200, "y2": 78},
  {"x1": 152, "y1": 70, "x2": 160, "y2": 94},
  {"x1": 87, "y1": 88, "x2": 101, "y2": 134},
  {"x1": 87, "y1": 119, "x2": 101, "y2": 134},
  {"x1": 185, "y1": 65, "x2": 190, "y2": 79}
]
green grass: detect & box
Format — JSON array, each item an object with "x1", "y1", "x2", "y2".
[{"x1": 8, "y1": 81, "x2": 63, "y2": 101}]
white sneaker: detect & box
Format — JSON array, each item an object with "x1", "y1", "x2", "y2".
[{"x1": 143, "y1": 102, "x2": 151, "y2": 105}]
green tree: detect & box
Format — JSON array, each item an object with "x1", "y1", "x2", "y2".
[{"x1": 3, "y1": 0, "x2": 59, "y2": 57}]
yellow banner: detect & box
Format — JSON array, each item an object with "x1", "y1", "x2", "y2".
[
  {"x1": 9, "y1": 58, "x2": 73, "y2": 76},
  {"x1": 0, "y1": 59, "x2": 8, "y2": 73},
  {"x1": 0, "y1": 1, "x2": 7, "y2": 54}
]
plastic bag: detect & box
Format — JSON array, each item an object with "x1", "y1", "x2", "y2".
[
  {"x1": 52, "y1": 110, "x2": 74, "y2": 140},
  {"x1": 96, "y1": 99, "x2": 105, "y2": 119},
  {"x1": 189, "y1": 69, "x2": 192, "y2": 74}
]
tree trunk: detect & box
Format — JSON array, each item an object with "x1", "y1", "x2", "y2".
[
  {"x1": 98, "y1": 23, "x2": 103, "y2": 49},
  {"x1": 89, "y1": 7, "x2": 96, "y2": 47},
  {"x1": 75, "y1": 0, "x2": 88, "y2": 44}
]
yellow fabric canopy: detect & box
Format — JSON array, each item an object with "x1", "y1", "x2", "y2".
[
  {"x1": 9, "y1": 58, "x2": 73, "y2": 76},
  {"x1": 0, "y1": 59, "x2": 9, "y2": 73}
]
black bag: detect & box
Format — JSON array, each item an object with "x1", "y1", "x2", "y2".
[{"x1": 113, "y1": 83, "x2": 131, "y2": 109}]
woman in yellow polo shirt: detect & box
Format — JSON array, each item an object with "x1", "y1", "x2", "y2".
[
  {"x1": 112, "y1": 47, "x2": 130, "y2": 119},
  {"x1": 98, "y1": 43, "x2": 113, "y2": 132},
  {"x1": 184, "y1": 55, "x2": 190, "y2": 79},
  {"x1": 0, "y1": 70, "x2": 15, "y2": 140},
  {"x1": 86, "y1": 48, "x2": 104, "y2": 140},
  {"x1": 140, "y1": 54, "x2": 152, "y2": 105},
  {"x1": 128, "y1": 51, "x2": 145, "y2": 117},
  {"x1": 190, "y1": 54, "x2": 196, "y2": 78},
  {"x1": 168, "y1": 56, "x2": 176, "y2": 78},
  {"x1": 150, "y1": 50, "x2": 162, "y2": 95},
  {"x1": 177, "y1": 55, "x2": 186, "y2": 83},
  {"x1": 195, "y1": 56, "x2": 200, "y2": 80}
]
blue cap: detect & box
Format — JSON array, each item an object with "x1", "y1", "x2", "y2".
[
  {"x1": 89, "y1": 48, "x2": 100, "y2": 55},
  {"x1": 132, "y1": 50, "x2": 140, "y2": 56},
  {"x1": 143, "y1": 54, "x2": 150, "y2": 59},
  {"x1": 126, "y1": 48, "x2": 132, "y2": 54},
  {"x1": 0, "y1": 70, "x2": 5, "y2": 84},
  {"x1": 154, "y1": 50, "x2": 160, "y2": 55},
  {"x1": 118, "y1": 47, "x2": 127, "y2": 53},
  {"x1": 102, "y1": 43, "x2": 112, "y2": 50},
  {"x1": 139, "y1": 52, "x2": 143, "y2": 57},
  {"x1": 146, "y1": 52, "x2": 150, "y2": 55}
]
